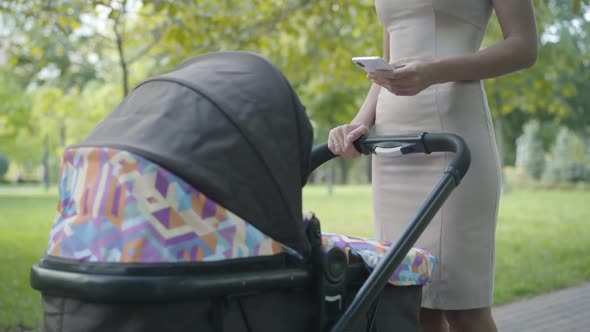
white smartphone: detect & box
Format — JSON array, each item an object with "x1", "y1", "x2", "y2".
[{"x1": 352, "y1": 56, "x2": 394, "y2": 73}]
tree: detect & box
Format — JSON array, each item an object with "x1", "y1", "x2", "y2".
[
  {"x1": 3, "y1": 0, "x2": 171, "y2": 97},
  {"x1": 148, "y1": 0, "x2": 381, "y2": 185},
  {"x1": 29, "y1": 86, "x2": 67, "y2": 188},
  {"x1": 520, "y1": 120, "x2": 546, "y2": 180},
  {"x1": 0, "y1": 67, "x2": 35, "y2": 167},
  {"x1": 484, "y1": 0, "x2": 590, "y2": 165},
  {"x1": 3, "y1": 0, "x2": 590, "y2": 186}
]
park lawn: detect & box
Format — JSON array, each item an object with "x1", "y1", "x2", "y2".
[
  {"x1": 493, "y1": 190, "x2": 590, "y2": 304},
  {"x1": 0, "y1": 193, "x2": 55, "y2": 331},
  {"x1": 303, "y1": 185, "x2": 590, "y2": 305},
  {"x1": 1, "y1": 186, "x2": 589, "y2": 330}
]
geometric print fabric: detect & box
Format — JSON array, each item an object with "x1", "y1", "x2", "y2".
[
  {"x1": 320, "y1": 231, "x2": 437, "y2": 286},
  {"x1": 47, "y1": 147, "x2": 435, "y2": 286},
  {"x1": 48, "y1": 147, "x2": 301, "y2": 263}
]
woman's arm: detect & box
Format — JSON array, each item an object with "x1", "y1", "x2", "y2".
[
  {"x1": 328, "y1": 29, "x2": 390, "y2": 157},
  {"x1": 351, "y1": 28, "x2": 390, "y2": 128},
  {"x1": 432, "y1": 0, "x2": 538, "y2": 83},
  {"x1": 351, "y1": 83, "x2": 380, "y2": 128}
]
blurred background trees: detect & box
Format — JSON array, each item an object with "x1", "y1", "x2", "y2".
[{"x1": 0, "y1": 0, "x2": 589, "y2": 188}]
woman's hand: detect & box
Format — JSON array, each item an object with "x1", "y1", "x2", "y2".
[
  {"x1": 328, "y1": 123, "x2": 370, "y2": 159},
  {"x1": 368, "y1": 57, "x2": 440, "y2": 96}
]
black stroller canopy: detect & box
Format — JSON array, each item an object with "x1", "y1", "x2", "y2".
[{"x1": 80, "y1": 51, "x2": 314, "y2": 256}]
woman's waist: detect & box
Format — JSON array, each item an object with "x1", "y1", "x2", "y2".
[
  {"x1": 375, "y1": 81, "x2": 489, "y2": 127},
  {"x1": 377, "y1": 80, "x2": 483, "y2": 99}
]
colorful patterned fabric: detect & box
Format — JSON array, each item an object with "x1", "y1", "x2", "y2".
[
  {"x1": 48, "y1": 147, "x2": 301, "y2": 263},
  {"x1": 48, "y1": 147, "x2": 435, "y2": 286},
  {"x1": 321, "y1": 232, "x2": 437, "y2": 286}
]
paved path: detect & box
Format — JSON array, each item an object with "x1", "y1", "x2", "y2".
[{"x1": 493, "y1": 281, "x2": 590, "y2": 332}]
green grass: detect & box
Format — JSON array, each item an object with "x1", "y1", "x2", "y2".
[
  {"x1": 1, "y1": 186, "x2": 589, "y2": 330},
  {"x1": 0, "y1": 192, "x2": 55, "y2": 331},
  {"x1": 493, "y1": 190, "x2": 590, "y2": 304},
  {"x1": 303, "y1": 185, "x2": 375, "y2": 238},
  {"x1": 304, "y1": 186, "x2": 590, "y2": 305}
]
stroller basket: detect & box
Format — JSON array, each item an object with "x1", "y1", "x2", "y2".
[{"x1": 31, "y1": 132, "x2": 469, "y2": 332}]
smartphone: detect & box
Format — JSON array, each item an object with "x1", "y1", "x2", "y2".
[{"x1": 352, "y1": 56, "x2": 394, "y2": 73}]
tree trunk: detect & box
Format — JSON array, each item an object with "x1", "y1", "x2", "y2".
[
  {"x1": 113, "y1": 3, "x2": 129, "y2": 98},
  {"x1": 327, "y1": 160, "x2": 334, "y2": 196},
  {"x1": 366, "y1": 155, "x2": 372, "y2": 183},
  {"x1": 114, "y1": 27, "x2": 129, "y2": 97},
  {"x1": 42, "y1": 134, "x2": 50, "y2": 189},
  {"x1": 339, "y1": 158, "x2": 349, "y2": 184},
  {"x1": 60, "y1": 123, "x2": 66, "y2": 147}
]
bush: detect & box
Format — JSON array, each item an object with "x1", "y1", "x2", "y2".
[
  {"x1": 542, "y1": 127, "x2": 589, "y2": 182},
  {"x1": 504, "y1": 166, "x2": 590, "y2": 191},
  {"x1": 519, "y1": 120, "x2": 545, "y2": 180}
]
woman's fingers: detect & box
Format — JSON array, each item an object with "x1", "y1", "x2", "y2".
[
  {"x1": 336, "y1": 125, "x2": 366, "y2": 158},
  {"x1": 346, "y1": 124, "x2": 369, "y2": 142},
  {"x1": 329, "y1": 124, "x2": 368, "y2": 159},
  {"x1": 368, "y1": 71, "x2": 396, "y2": 81},
  {"x1": 370, "y1": 76, "x2": 408, "y2": 89},
  {"x1": 342, "y1": 124, "x2": 368, "y2": 158},
  {"x1": 328, "y1": 128, "x2": 346, "y2": 155},
  {"x1": 328, "y1": 134, "x2": 340, "y2": 154},
  {"x1": 391, "y1": 66, "x2": 413, "y2": 78},
  {"x1": 370, "y1": 76, "x2": 416, "y2": 95}
]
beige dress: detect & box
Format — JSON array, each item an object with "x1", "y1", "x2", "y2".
[{"x1": 373, "y1": 0, "x2": 502, "y2": 309}]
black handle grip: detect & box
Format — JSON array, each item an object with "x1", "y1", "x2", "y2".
[
  {"x1": 310, "y1": 133, "x2": 471, "y2": 185},
  {"x1": 308, "y1": 137, "x2": 369, "y2": 174}
]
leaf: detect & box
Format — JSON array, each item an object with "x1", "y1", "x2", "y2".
[{"x1": 30, "y1": 47, "x2": 44, "y2": 58}]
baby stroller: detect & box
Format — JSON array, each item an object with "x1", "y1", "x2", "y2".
[{"x1": 30, "y1": 51, "x2": 470, "y2": 332}]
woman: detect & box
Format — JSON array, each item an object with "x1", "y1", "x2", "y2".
[{"x1": 328, "y1": 1, "x2": 537, "y2": 331}]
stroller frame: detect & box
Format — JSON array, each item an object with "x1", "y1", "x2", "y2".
[{"x1": 31, "y1": 132, "x2": 470, "y2": 332}]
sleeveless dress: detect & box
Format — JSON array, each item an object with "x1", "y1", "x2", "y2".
[{"x1": 372, "y1": 0, "x2": 502, "y2": 309}]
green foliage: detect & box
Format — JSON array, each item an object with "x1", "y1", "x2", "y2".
[
  {"x1": 484, "y1": 1, "x2": 590, "y2": 166},
  {"x1": 0, "y1": 68, "x2": 35, "y2": 164},
  {"x1": 142, "y1": 0, "x2": 381, "y2": 132},
  {"x1": 543, "y1": 127, "x2": 589, "y2": 182},
  {"x1": 504, "y1": 166, "x2": 590, "y2": 191},
  {"x1": 521, "y1": 120, "x2": 546, "y2": 180},
  {"x1": 2, "y1": 0, "x2": 590, "y2": 182},
  {"x1": 0, "y1": 152, "x2": 9, "y2": 178}
]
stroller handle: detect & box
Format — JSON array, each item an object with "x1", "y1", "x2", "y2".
[
  {"x1": 310, "y1": 132, "x2": 471, "y2": 332},
  {"x1": 310, "y1": 132, "x2": 471, "y2": 185}
]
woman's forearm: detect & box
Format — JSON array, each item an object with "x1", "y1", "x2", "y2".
[
  {"x1": 351, "y1": 27, "x2": 390, "y2": 128},
  {"x1": 432, "y1": 36, "x2": 537, "y2": 84},
  {"x1": 352, "y1": 83, "x2": 381, "y2": 128}
]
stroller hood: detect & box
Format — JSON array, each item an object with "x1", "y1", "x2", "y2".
[{"x1": 79, "y1": 51, "x2": 314, "y2": 256}]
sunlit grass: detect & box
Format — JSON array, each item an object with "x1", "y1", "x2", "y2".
[
  {"x1": 1, "y1": 186, "x2": 589, "y2": 330},
  {"x1": 0, "y1": 194, "x2": 55, "y2": 331},
  {"x1": 493, "y1": 190, "x2": 590, "y2": 304}
]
